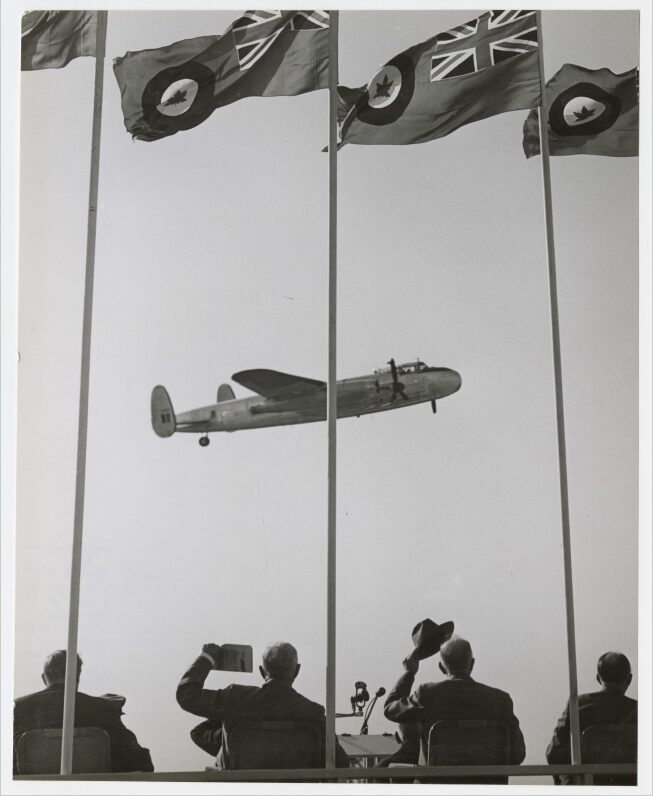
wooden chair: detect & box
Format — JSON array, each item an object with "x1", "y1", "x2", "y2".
[
  {"x1": 223, "y1": 720, "x2": 323, "y2": 770},
  {"x1": 581, "y1": 724, "x2": 637, "y2": 785},
  {"x1": 15, "y1": 727, "x2": 111, "y2": 774},
  {"x1": 426, "y1": 719, "x2": 512, "y2": 784}
]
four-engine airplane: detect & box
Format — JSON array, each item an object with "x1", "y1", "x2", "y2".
[{"x1": 151, "y1": 358, "x2": 461, "y2": 446}]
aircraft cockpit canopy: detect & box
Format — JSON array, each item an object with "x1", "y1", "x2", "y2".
[{"x1": 374, "y1": 359, "x2": 428, "y2": 375}]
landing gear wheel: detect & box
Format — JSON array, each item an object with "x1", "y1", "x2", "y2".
[{"x1": 199, "y1": 436, "x2": 210, "y2": 447}]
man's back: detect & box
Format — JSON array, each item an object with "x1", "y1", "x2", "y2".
[
  {"x1": 14, "y1": 684, "x2": 153, "y2": 773},
  {"x1": 220, "y1": 680, "x2": 326, "y2": 726},
  {"x1": 176, "y1": 652, "x2": 349, "y2": 769},
  {"x1": 417, "y1": 678, "x2": 518, "y2": 724},
  {"x1": 384, "y1": 671, "x2": 526, "y2": 772},
  {"x1": 547, "y1": 689, "x2": 637, "y2": 764}
]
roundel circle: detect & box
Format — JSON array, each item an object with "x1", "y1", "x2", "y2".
[
  {"x1": 356, "y1": 53, "x2": 415, "y2": 126},
  {"x1": 549, "y1": 82, "x2": 621, "y2": 137},
  {"x1": 142, "y1": 61, "x2": 215, "y2": 135}
]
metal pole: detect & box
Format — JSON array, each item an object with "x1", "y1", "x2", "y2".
[
  {"x1": 535, "y1": 10, "x2": 582, "y2": 767},
  {"x1": 60, "y1": 10, "x2": 107, "y2": 775},
  {"x1": 325, "y1": 8, "x2": 339, "y2": 771}
]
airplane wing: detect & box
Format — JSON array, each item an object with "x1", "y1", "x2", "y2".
[{"x1": 232, "y1": 369, "x2": 325, "y2": 400}]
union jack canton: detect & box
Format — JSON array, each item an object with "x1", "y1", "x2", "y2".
[
  {"x1": 232, "y1": 10, "x2": 329, "y2": 71},
  {"x1": 431, "y1": 10, "x2": 538, "y2": 82}
]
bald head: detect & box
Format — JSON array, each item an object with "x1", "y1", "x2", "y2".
[
  {"x1": 439, "y1": 636, "x2": 474, "y2": 677},
  {"x1": 597, "y1": 651, "x2": 632, "y2": 692},
  {"x1": 260, "y1": 642, "x2": 300, "y2": 684}
]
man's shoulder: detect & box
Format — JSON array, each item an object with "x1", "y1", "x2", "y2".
[
  {"x1": 14, "y1": 687, "x2": 56, "y2": 710},
  {"x1": 290, "y1": 689, "x2": 326, "y2": 716},
  {"x1": 14, "y1": 690, "x2": 40, "y2": 707},
  {"x1": 420, "y1": 679, "x2": 512, "y2": 698},
  {"x1": 474, "y1": 680, "x2": 514, "y2": 702},
  {"x1": 580, "y1": 690, "x2": 637, "y2": 705}
]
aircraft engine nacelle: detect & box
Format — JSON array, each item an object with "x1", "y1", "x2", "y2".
[{"x1": 217, "y1": 384, "x2": 235, "y2": 402}]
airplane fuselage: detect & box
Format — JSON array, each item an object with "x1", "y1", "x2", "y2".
[{"x1": 174, "y1": 368, "x2": 461, "y2": 434}]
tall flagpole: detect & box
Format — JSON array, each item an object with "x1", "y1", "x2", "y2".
[
  {"x1": 535, "y1": 11, "x2": 581, "y2": 768},
  {"x1": 325, "y1": 8, "x2": 339, "y2": 770},
  {"x1": 60, "y1": 10, "x2": 107, "y2": 775}
]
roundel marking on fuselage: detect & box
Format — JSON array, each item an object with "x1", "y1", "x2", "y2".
[
  {"x1": 356, "y1": 53, "x2": 415, "y2": 126},
  {"x1": 548, "y1": 81, "x2": 621, "y2": 137},
  {"x1": 141, "y1": 61, "x2": 215, "y2": 135}
]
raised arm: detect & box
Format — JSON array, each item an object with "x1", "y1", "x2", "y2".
[
  {"x1": 383, "y1": 653, "x2": 426, "y2": 724},
  {"x1": 176, "y1": 644, "x2": 230, "y2": 720}
]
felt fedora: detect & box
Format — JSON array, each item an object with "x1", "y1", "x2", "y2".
[{"x1": 411, "y1": 618, "x2": 454, "y2": 660}]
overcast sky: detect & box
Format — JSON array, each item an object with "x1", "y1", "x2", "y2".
[{"x1": 2, "y1": 3, "x2": 651, "y2": 791}]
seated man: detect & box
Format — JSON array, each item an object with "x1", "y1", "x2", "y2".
[
  {"x1": 176, "y1": 641, "x2": 349, "y2": 769},
  {"x1": 13, "y1": 650, "x2": 153, "y2": 774},
  {"x1": 546, "y1": 651, "x2": 637, "y2": 786},
  {"x1": 384, "y1": 636, "x2": 526, "y2": 783}
]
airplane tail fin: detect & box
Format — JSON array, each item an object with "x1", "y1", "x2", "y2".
[
  {"x1": 217, "y1": 383, "x2": 235, "y2": 402},
  {"x1": 151, "y1": 385, "x2": 176, "y2": 438}
]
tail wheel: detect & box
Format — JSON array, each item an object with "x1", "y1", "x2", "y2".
[{"x1": 199, "y1": 435, "x2": 210, "y2": 447}]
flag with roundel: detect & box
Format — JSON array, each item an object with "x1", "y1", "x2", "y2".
[
  {"x1": 338, "y1": 10, "x2": 541, "y2": 146},
  {"x1": 113, "y1": 10, "x2": 329, "y2": 142},
  {"x1": 523, "y1": 64, "x2": 639, "y2": 158}
]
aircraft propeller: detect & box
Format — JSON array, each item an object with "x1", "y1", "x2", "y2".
[{"x1": 387, "y1": 358, "x2": 409, "y2": 402}]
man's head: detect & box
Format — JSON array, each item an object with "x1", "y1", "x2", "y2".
[
  {"x1": 596, "y1": 651, "x2": 632, "y2": 692},
  {"x1": 42, "y1": 650, "x2": 82, "y2": 687},
  {"x1": 259, "y1": 642, "x2": 300, "y2": 684},
  {"x1": 438, "y1": 636, "x2": 474, "y2": 677}
]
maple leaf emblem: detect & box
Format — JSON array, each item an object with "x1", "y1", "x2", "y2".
[
  {"x1": 573, "y1": 104, "x2": 596, "y2": 122},
  {"x1": 162, "y1": 89, "x2": 188, "y2": 107},
  {"x1": 374, "y1": 73, "x2": 394, "y2": 99}
]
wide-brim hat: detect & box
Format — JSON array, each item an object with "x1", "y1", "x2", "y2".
[{"x1": 411, "y1": 618, "x2": 455, "y2": 660}]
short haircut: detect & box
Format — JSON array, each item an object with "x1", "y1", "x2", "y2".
[
  {"x1": 440, "y1": 636, "x2": 473, "y2": 674},
  {"x1": 261, "y1": 642, "x2": 298, "y2": 680},
  {"x1": 597, "y1": 652, "x2": 631, "y2": 684},
  {"x1": 43, "y1": 650, "x2": 82, "y2": 683}
]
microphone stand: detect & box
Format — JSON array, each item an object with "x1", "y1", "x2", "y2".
[{"x1": 359, "y1": 687, "x2": 385, "y2": 735}]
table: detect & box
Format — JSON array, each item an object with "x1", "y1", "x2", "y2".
[{"x1": 338, "y1": 733, "x2": 399, "y2": 767}]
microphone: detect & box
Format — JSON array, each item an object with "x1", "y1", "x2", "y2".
[{"x1": 359, "y1": 686, "x2": 385, "y2": 735}]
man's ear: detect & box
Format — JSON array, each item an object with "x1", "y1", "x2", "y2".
[
  {"x1": 469, "y1": 658, "x2": 475, "y2": 674},
  {"x1": 294, "y1": 663, "x2": 301, "y2": 680},
  {"x1": 596, "y1": 673, "x2": 602, "y2": 685},
  {"x1": 626, "y1": 673, "x2": 632, "y2": 688},
  {"x1": 41, "y1": 673, "x2": 47, "y2": 686},
  {"x1": 259, "y1": 665, "x2": 266, "y2": 680},
  {"x1": 438, "y1": 662, "x2": 446, "y2": 675}
]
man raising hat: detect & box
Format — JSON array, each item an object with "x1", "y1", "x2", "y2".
[{"x1": 383, "y1": 621, "x2": 525, "y2": 783}]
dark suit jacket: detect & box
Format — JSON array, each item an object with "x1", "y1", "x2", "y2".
[
  {"x1": 384, "y1": 671, "x2": 526, "y2": 780},
  {"x1": 176, "y1": 655, "x2": 349, "y2": 769},
  {"x1": 13, "y1": 683, "x2": 153, "y2": 773},
  {"x1": 546, "y1": 688, "x2": 637, "y2": 785}
]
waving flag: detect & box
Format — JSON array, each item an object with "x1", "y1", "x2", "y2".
[
  {"x1": 113, "y1": 10, "x2": 330, "y2": 142},
  {"x1": 21, "y1": 11, "x2": 97, "y2": 71},
  {"x1": 523, "y1": 64, "x2": 639, "y2": 158},
  {"x1": 339, "y1": 10, "x2": 541, "y2": 146}
]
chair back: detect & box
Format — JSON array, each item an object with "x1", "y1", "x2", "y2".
[
  {"x1": 16, "y1": 727, "x2": 111, "y2": 774},
  {"x1": 581, "y1": 724, "x2": 637, "y2": 764},
  {"x1": 224, "y1": 720, "x2": 323, "y2": 769},
  {"x1": 427, "y1": 719, "x2": 511, "y2": 766}
]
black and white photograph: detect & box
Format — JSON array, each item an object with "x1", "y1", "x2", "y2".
[{"x1": 1, "y1": 2, "x2": 650, "y2": 793}]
